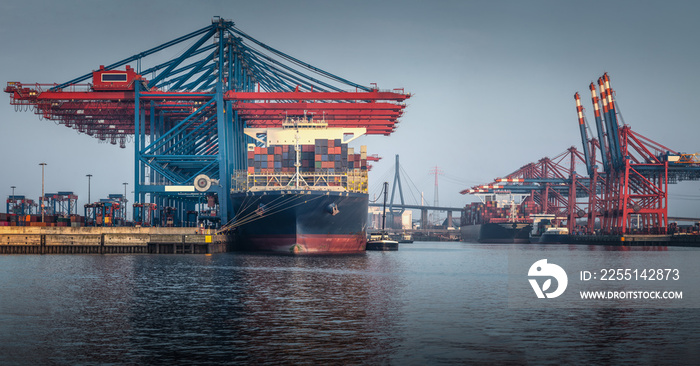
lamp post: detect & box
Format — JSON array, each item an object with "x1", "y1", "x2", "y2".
[
  {"x1": 123, "y1": 182, "x2": 128, "y2": 222},
  {"x1": 39, "y1": 163, "x2": 46, "y2": 223},
  {"x1": 86, "y1": 174, "x2": 92, "y2": 204}
]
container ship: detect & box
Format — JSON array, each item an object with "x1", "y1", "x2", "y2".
[
  {"x1": 460, "y1": 191, "x2": 535, "y2": 243},
  {"x1": 228, "y1": 116, "x2": 369, "y2": 255}
]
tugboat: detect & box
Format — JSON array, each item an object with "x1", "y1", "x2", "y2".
[
  {"x1": 537, "y1": 227, "x2": 570, "y2": 244},
  {"x1": 530, "y1": 214, "x2": 570, "y2": 244},
  {"x1": 366, "y1": 182, "x2": 398, "y2": 251}
]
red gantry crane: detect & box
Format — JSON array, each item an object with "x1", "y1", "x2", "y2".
[
  {"x1": 460, "y1": 147, "x2": 592, "y2": 234},
  {"x1": 460, "y1": 73, "x2": 700, "y2": 237},
  {"x1": 575, "y1": 73, "x2": 700, "y2": 234}
]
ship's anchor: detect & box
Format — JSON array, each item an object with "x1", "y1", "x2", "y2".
[
  {"x1": 256, "y1": 203, "x2": 267, "y2": 216},
  {"x1": 326, "y1": 203, "x2": 339, "y2": 216}
]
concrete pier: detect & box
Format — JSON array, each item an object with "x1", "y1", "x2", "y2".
[
  {"x1": 0, "y1": 227, "x2": 229, "y2": 254},
  {"x1": 568, "y1": 234, "x2": 700, "y2": 247}
]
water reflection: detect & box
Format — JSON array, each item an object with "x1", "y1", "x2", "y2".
[
  {"x1": 0, "y1": 244, "x2": 698, "y2": 364},
  {"x1": 121, "y1": 253, "x2": 406, "y2": 364}
]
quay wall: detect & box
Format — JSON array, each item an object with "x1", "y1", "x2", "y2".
[
  {"x1": 0, "y1": 227, "x2": 230, "y2": 254},
  {"x1": 568, "y1": 234, "x2": 699, "y2": 247}
]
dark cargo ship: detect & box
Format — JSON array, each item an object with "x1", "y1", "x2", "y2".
[
  {"x1": 460, "y1": 222, "x2": 532, "y2": 243},
  {"x1": 228, "y1": 117, "x2": 370, "y2": 254},
  {"x1": 460, "y1": 191, "x2": 534, "y2": 243},
  {"x1": 230, "y1": 190, "x2": 368, "y2": 254}
]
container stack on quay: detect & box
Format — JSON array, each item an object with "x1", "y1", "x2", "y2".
[
  {"x1": 2, "y1": 198, "x2": 227, "y2": 255},
  {"x1": 0, "y1": 213, "x2": 10, "y2": 227},
  {"x1": 0, "y1": 213, "x2": 85, "y2": 227},
  {"x1": 2, "y1": 198, "x2": 228, "y2": 254}
]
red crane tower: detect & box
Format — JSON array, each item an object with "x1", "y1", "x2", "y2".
[
  {"x1": 575, "y1": 73, "x2": 700, "y2": 234},
  {"x1": 461, "y1": 74, "x2": 700, "y2": 237}
]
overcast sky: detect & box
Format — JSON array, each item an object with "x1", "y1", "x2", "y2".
[{"x1": 1, "y1": 0, "x2": 699, "y2": 218}]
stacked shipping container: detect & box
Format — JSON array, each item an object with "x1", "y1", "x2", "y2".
[
  {"x1": 0, "y1": 213, "x2": 85, "y2": 227},
  {"x1": 247, "y1": 139, "x2": 368, "y2": 174},
  {"x1": 461, "y1": 197, "x2": 540, "y2": 226}
]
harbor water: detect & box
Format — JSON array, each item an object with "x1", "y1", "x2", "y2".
[{"x1": 1, "y1": 242, "x2": 699, "y2": 364}]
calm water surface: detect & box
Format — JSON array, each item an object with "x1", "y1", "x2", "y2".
[{"x1": 0, "y1": 242, "x2": 698, "y2": 365}]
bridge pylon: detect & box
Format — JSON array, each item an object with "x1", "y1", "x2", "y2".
[{"x1": 388, "y1": 154, "x2": 405, "y2": 216}]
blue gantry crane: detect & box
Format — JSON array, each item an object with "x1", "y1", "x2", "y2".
[{"x1": 5, "y1": 18, "x2": 409, "y2": 226}]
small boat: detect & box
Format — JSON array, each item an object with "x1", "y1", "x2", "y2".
[
  {"x1": 366, "y1": 182, "x2": 398, "y2": 251},
  {"x1": 366, "y1": 232, "x2": 399, "y2": 250}
]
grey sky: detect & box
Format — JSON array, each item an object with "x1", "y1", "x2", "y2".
[{"x1": 1, "y1": 0, "x2": 699, "y2": 217}]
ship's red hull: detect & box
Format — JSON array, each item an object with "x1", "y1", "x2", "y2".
[{"x1": 245, "y1": 234, "x2": 366, "y2": 255}]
